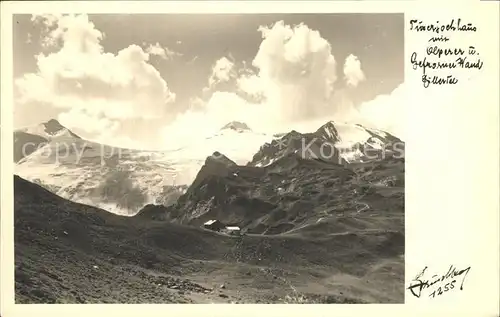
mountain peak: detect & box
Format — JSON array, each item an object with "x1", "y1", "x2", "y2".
[
  {"x1": 187, "y1": 152, "x2": 237, "y2": 190},
  {"x1": 42, "y1": 119, "x2": 65, "y2": 134},
  {"x1": 315, "y1": 121, "x2": 341, "y2": 142},
  {"x1": 205, "y1": 151, "x2": 237, "y2": 167},
  {"x1": 220, "y1": 121, "x2": 252, "y2": 132},
  {"x1": 39, "y1": 119, "x2": 81, "y2": 139}
]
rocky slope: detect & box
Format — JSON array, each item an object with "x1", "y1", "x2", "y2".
[
  {"x1": 249, "y1": 121, "x2": 404, "y2": 167},
  {"x1": 15, "y1": 174, "x2": 404, "y2": 303},
  {"x1": 14, "y1": 119, "x2": 275, "y2": 215},
  {"x1": 15, "y1": 131, "x2": 187, "y2": 215},
  {"x1": 14, "y1": 119, "x2": 404, "y2": 220},
  {"x1": 139, "y1": 148, "x2": 404, "y2": 236},
  {"x1": 14, "y1": 119, "x2": 81, "y2": 163}
]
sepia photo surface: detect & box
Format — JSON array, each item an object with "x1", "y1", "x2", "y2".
[
  {"x1": 1, "y1": 1, "x2": 499, "y2": 316},
  {"x1": 11, "y1": 13, "x2": 405, "y2": 304}
]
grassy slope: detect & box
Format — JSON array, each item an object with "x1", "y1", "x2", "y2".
[{"x1": 15, "y1": 174, "x2": 404, "y2": 303}]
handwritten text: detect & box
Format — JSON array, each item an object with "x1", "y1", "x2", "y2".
[
  {"x1": 407, "y1": 265, "x2": 471, "y2": 299},
  {"x1": 409, "y1": 18, "x2": 483, "y2": 88}
]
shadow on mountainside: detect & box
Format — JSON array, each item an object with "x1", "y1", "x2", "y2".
[
  {"x1": 139, "y1": 151, "x2": 404, "y2": 236},
  {"x1": 15, "y1": 171, "x2": 404, "y2": 304}
]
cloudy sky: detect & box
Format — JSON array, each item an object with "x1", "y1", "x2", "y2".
[{"x1": 13, "y1": 13, "x2": 404, "y2": 149}]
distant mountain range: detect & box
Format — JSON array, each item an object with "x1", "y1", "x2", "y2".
[
  {"x1": 14, "y1": 119, "x2": 81, "y2": 163},
  {"x1": 249, "y1": 121, "x2": 404, "y2": 167},
  {"x1": 138, "y1": 147, "x2": 404, "y2": 235},
  {"x1": 14, "y1": 119, "x2": 404, "y2": 216},
  {"x1": 13, "y1": 118, "x2": 405, "y2": 303}
]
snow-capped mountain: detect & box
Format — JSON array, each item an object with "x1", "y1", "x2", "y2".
[
  {"x1": 14, "y1": 118, "x2": 403, "y2": 216},
  {"x1": 14, "y1": 119, "x2": 276, "y2": 215},
  {"x1": 15, "y1": 136, "x2": 185, "y2": 215},
  {"x1": 220, "y1": 121, "x2": 252, "y2": 132},
  {"x1": 162, "y1": 121, "x2": 276, "y2": 180},
  {"x1": 249, "y1": 121, "x2": 405, "y2": 167},
  {"x1": 138, "y1": 140, "x2": 405, "y2": 234},
  {"x1": 14, "y1": 119, "x2": 81, "y2": 162},
  {"x1": 21, "y1": 118, "x2": 81, "y2": 139}
]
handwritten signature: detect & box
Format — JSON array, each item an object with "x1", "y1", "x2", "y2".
[{"x1": 407, "y1": 265, "x2": 471, "y2": 299}]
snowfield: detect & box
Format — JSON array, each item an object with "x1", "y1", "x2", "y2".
[{"x1": 15, "y1": 119, "x2": 403, "y2": 215}]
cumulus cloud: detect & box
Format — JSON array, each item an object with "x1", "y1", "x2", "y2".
[
  {"x1": 161, "y1": 91, "x2": 270, "y2": 148},
  {"x1": 236, "y1": 73, "x2": 266, "y2": 101},
  {"x1": 208, "y1": 56, "x2": 236, "y2": 87},
  {"x1": 17, "y1": 17, "x2": 405, "y2": 149},
  {"x1": 145, "y1": 42, "x2": 181, "y2": 60},
  {"x1": 357, "y1": 83, "x2": 406, "y2": 139},
  {"x1": 251, "y1": 21, "x2": 338, "y2": 121},
  {"x1": 343, "y1": 54, "x2": 366, "y2": 88},
  {"x1": 57, "y1": 107, "x2": 120, "y2": 135},
  {"x1": 31, "y1": 13, "x2": 101, "y2": 50},
  {"x1": 164, "y1": 20, "x2": 402, "y2": 141},
  {"x1": 188, "y1": 20, "x2": 403, "y2": 139},
  {"x1": 15, "y1": 14, "x2": 177, "y2": 148},
  {"x1": 184, "y1": 21, "x2": 340, "y2": 135}
]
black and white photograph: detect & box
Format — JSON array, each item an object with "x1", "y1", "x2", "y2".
[{"x1": 12, "y1": 13, "x2": 405, "y2": 304}]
